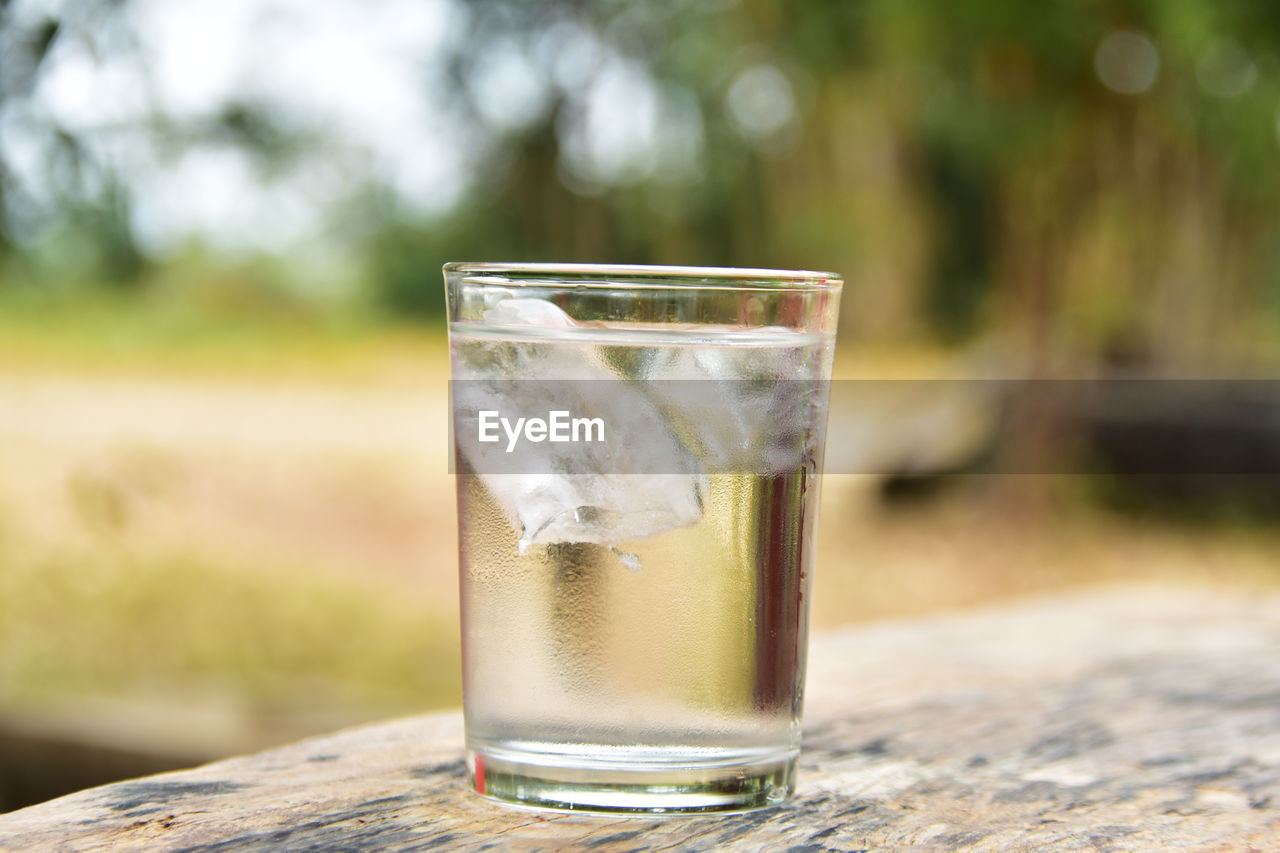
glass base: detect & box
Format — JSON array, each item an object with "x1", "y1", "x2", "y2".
[{"x1": 467, "y1": 745, "x2": 797, "y2": 815}]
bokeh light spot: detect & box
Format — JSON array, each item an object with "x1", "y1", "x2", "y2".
[
  {"x1": 1197, "y1": 39, "x2": 1257, "y2": 99},
  {"x1": 1094, "y1": 30, "x2": 1160, "y2": 95},
  {"x1": 727, "y1": 64, "x2": 796, "y2": 144}
]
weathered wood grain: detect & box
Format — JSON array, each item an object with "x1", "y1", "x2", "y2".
[{"x1": 2, "y1": 586, "x2": 1278, "y2": 852}]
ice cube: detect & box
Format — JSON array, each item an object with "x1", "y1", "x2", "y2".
[
  {"x1": 639, "y1": 327, "x2": 827, "y2": 474},
  {"x1": 482, "y1": 298, "x2": 577, "y2": 329},
  {"x1": 500, "y1": 472, "x2": 703, "y2": 554},
  {"x1": 453, "y1": 297, "x2": 706, "y2": 551}
]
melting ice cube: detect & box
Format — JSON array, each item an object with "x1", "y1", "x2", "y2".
[
  {"x1": 454, "y1": 298, "x2": 705, "y2": 551},
  {"x1": 482, "y1": 298, "x2": 576, "y2": 329}
]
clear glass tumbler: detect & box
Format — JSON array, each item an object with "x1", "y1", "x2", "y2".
[{"x1": 444, "y1": 263, "x2": 841, "y2": 814}]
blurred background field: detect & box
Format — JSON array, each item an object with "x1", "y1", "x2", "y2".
[{"x1": 5, "y1": 0, "x2": 1280, "y2": 811}]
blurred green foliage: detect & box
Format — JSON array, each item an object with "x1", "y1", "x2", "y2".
[{"x1": 2, "y1": 0, "x2": 1280, "y2": 364}]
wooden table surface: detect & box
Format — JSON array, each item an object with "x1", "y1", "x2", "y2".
[{"x1": 2, "y1": 586, "x2": 1278, "y2": 851}]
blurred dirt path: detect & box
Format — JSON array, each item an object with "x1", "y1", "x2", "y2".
[{"x1": 0, "y1": 374, "x2": 460, "y2": 607}]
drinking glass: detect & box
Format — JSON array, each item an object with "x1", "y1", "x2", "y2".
[{"x1": 444, "y1": 263, "x2": 841, "y2": 814}]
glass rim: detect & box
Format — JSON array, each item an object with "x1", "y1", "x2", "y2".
[{"x1": 443, "y1": 262, "x2": 842, "y2": 291}]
